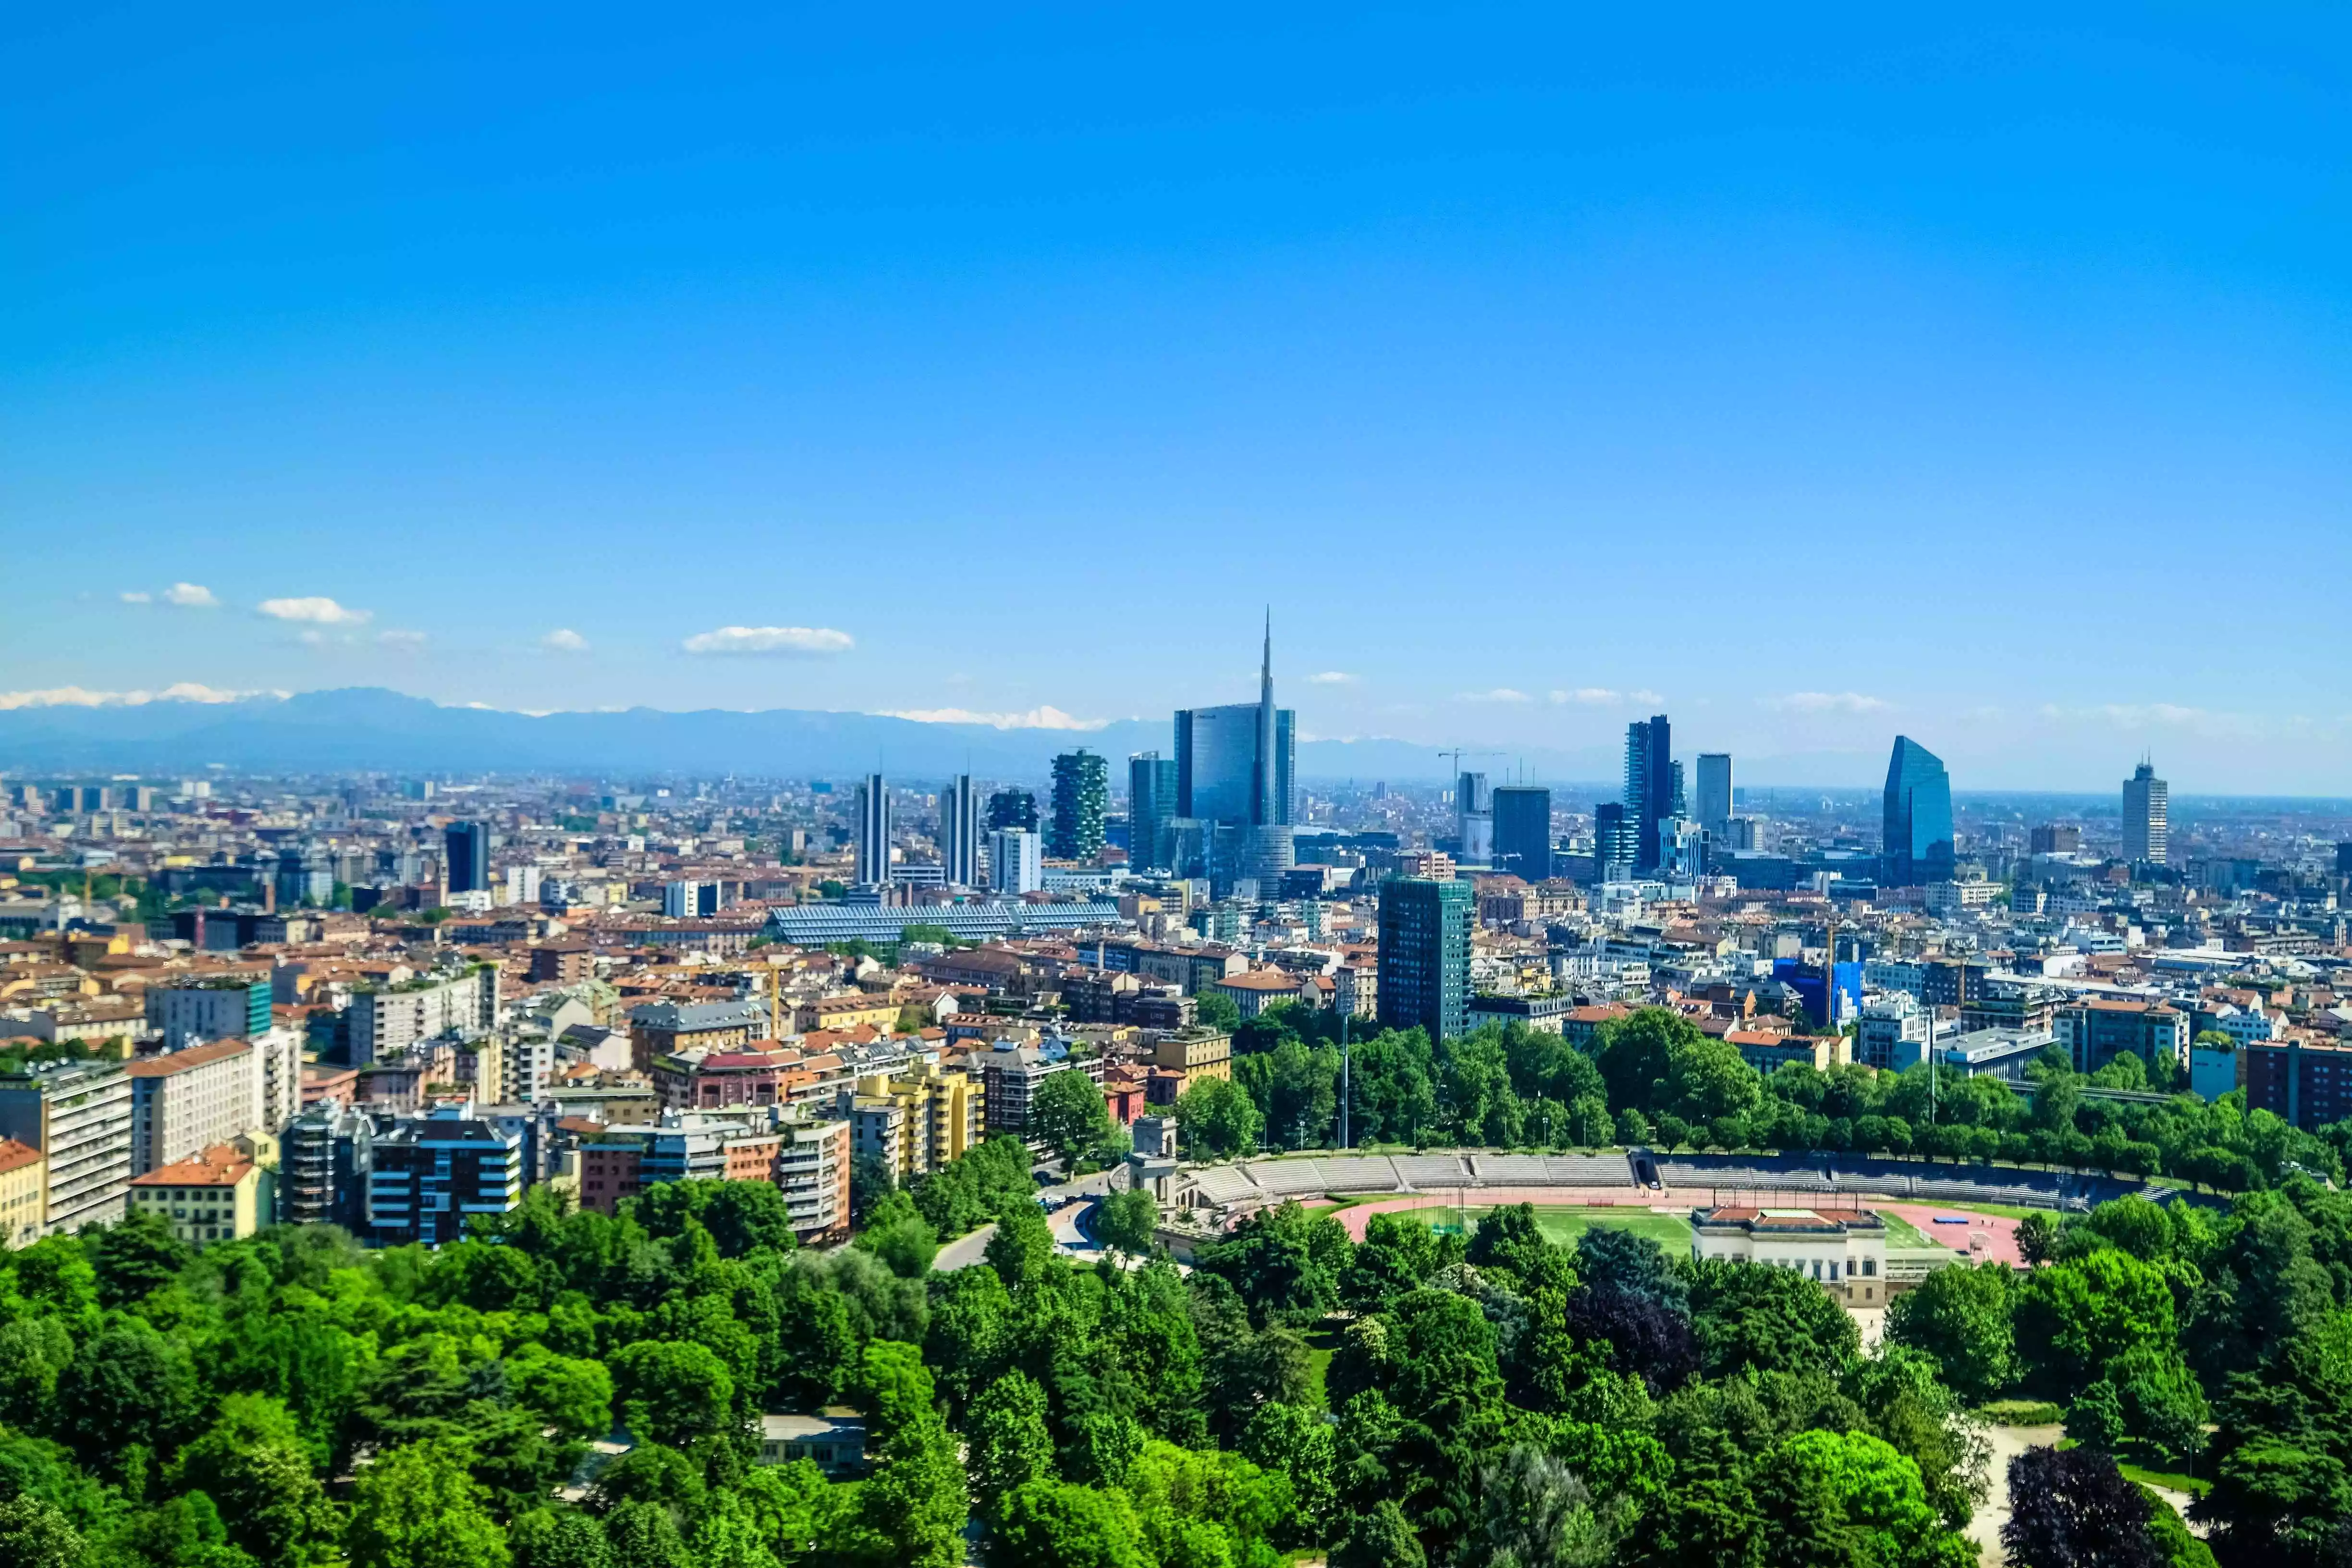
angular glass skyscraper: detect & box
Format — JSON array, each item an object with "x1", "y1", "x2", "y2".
[{"x1": 1881, "y1": 737, "x2": 1955, "y2": 887}]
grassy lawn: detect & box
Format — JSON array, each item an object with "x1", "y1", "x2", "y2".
[
  {"x1": 1878, "y1": 1212, "x2": 1941, "y2": 1249},
  {"x1": 2120, "y1": 1460, "x2": 2210, "y2": 1496},
  {"x1": 1301, "y1": 1326, "x2": 1341, "y2": 1406},
  {"x1": 1978, "y1": 1399, "x2": 2064, "y2": 1426},
  {"x1": 1405, "y1": 1203, "x2": 1691, "y2": 1250},
  {"x1": 2052, "y1": 1440, "x2": 2211, "y2": 1496},
  {"x1": 1885, "y1": 1198, "x2": 2042, "y2": 1221}
]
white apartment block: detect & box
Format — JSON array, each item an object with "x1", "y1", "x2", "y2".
[
  {"x1": 348, "y1": 965, "x2": 500, "y2": 1066},
  {"x1": 127, "y1": 1038, "x2": 261, "y2": 1176}
]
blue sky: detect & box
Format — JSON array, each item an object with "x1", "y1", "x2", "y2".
[{"x1": 7, "y1": 5, "x2": 2351, "y2": 790}]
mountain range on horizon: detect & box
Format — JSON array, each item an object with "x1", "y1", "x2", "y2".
[{"x1": 0, "y1": 686, "x2": 1892, "y2": 791}]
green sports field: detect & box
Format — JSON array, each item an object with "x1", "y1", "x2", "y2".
[
  {"x1": 1876, "y1": 1211, "x2": 1941, "y2": 1249},
  {"x1": 1404, "y1": 1203, "x2": 1693, "y2": 1250}
]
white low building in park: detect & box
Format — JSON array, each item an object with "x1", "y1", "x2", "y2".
[{"x1": 1690, "y1": 1205, "x2": 1889, "y2": 1306}]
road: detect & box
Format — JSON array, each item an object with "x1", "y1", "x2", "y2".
[{"x1": 933, "y1": 1163, "x2": 1122, "y2": 1271}]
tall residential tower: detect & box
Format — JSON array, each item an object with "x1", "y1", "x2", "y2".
[
  {"x1": 2123, "y1": 760, "x2": 2168, "y2": 867},
  {"x1": 1622, "y1": 715, "x2": 1673, "y2": 874}
]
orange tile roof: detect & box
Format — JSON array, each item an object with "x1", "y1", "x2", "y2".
[
  {"x1": 0, "y1": 1138, "x2": 41, "y2": 1176},
  {"x1": 126, "y1": 1037, "x2": 251, "y2": 1076},
  {"x1": 130, "y1": 1142, "x2": 252, "y2": 1188}
]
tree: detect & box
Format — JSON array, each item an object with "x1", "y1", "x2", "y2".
[
  {"x1": 90, "y1": 1209, "x2": 194, "y2": 1307},
  {"x1": 509, "y1": 1508, "x2": 612, "y2": 1568},
  {"x1": 1029, "y1": 1071, "x2": 1115, "y2": 1169},
  {"x1": 2001, "y1": 1446, "x2": 2166, "y2": 1568},
  {"x1": 854, "y1": 1340, "x2": 940, "y2": 1450},
  {"x1": 1886, "y1": 1262, "x2": 2019, "y2": 1404},
  {"x1": 1751, "y1": 1429, "x2": 1974, "y2": 1568},
  {"x1": 1455, "y1": 1445, "x2": 1609, "y2": 1568},
  {"x1": 508, "y1": 1347, "x2": 615, "y2": 1442},
  {"x1": 168, "y1": 1394, "x2": 340, "y2": 1568},
  {"x1": 52, "y1": 1316, "x2": 202, "y2": 1476},
  {"x1": 967, "y1": 1372, "x2": 1056, "y2": 1516},
  {"x1": 845, "y1": 1414, "x2": 967, "y2": 1568},
  {"x1": 986, "y1": 1201, "x2": 1058, "y2": 1294},
  {"x1": 346, "y1": 1439, "x2": 511, "y2": 1568},
  {"x1": 849, "y1": 1153, "x2": 896, "y2": 1225},
  {"x1": 609, "y1": 1340, "x2": 737, "y2": 1446},
  {"x1": 1175, "y1": 1077, "x2": 1262, "y2": 1161},
  {"x1": 2014, "y1": 1250, "x2": 2176, "y2": 1399},
  {"x1": 0, "y1": 1495, "x2": 82, "y2": 1568},
  {"x1": 854, "y1": 1191, "x2": 941, "y2": 1279},
  {"x1": 987, "y1": 1480, "x2": 1151, "y2": 1568},
  {"x1": 1687, "y1": 1258, "x2": 1860, "y2": 1379},
  {"x1": 1331, "y1": 1499, "x2": 1426, "y2": 1568},
  {"x1": 1195, "y1": 992, "x2": 1243, "y2": 1033},
  {"x1": 2017, "y1": 1211, "x2": 2059, "y2": 1266},
  {"x1": 1194, "y1": 1200, "x2": 1352, "y2": 1326},
  {"x1": 1096, "y1": 1188, "x2": 1158, "y2": 1256}
]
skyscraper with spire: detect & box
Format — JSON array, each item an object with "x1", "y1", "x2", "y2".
[{"x1": 1173, "y1": 614, "x2": 1296, "y2": 893}]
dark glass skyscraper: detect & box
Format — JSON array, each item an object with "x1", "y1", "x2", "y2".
[
  {"x1": 1881, "y1": 737, "x2": 1955, "y2": 887},
  {"x1": 444, "y1": 821, "x2": 489, "y2": 894},
  {"x1": 940, "y1": 774, "x2": 980, "y2": 887},
  {"x1": 1127, "y1": 753, "x2": 1179, "y2": 872},
  {"x1": 1377, "y1": 876, "x2": 1472, "y2": 1041},
  {"x1": 1048, "y1": 749, "x2": 1108, "y2": 861},
  {"x1": 1491, "y1": 786, "x2": 1552, "y2": 881},
  {"x1": 855, "y1": 773, "x2": 891, "y2": 885},
  {"x1": 1622, "y1": 715, "x2": 1672, "y2": 874}
]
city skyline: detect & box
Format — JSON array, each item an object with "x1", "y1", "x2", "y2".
[{"x1": 10, "y1": 11, "x2": 2352, "y2": 791}]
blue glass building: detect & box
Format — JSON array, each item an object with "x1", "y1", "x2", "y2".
[{"x1": 1881, "y1": 737, "x2": 1954, "y2": 887}]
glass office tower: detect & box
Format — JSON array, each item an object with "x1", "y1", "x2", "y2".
[{"x1": 1881, "y1": 737, "x2": 1954, "y2": 886}]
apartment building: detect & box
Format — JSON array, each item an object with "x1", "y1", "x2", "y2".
[
  {"x1": 366, "y1": 1108, "x2": 524, "y2": 1244},
  {"x1": 848, "y1": 1060, "x2": 982, "y2": 1182},
  {"x1": 128, "y1": 1038, "x2": 260, "y2": 1175},
  {"x1": 0, "y1": 1059, "x2": 134, "y2": 1232},
  {"x1": 128, "y1": 1141, "x2": 268, "y2": 1248},
  {"x1": 348, "y1": 965, "x2": 500, "y2": 1067},
  {"x1": 2055, "y1": 999, "x2": 2189, "y2": 1075},
  {"x1": 0, "y1": 1139, "x2": 44, "y2": 1249},
  {"x1": 146, "y1": 975, "x2": 272, "y2": 1048}
]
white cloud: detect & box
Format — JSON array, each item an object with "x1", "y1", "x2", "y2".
[
  {"x1": 377, "y1": 629, "x2": 428, "y2": 650},
  {"x1": 882, "y1": 705, "x2": 1109, "y2": 731},
  {"x1": 1547, "y1": 687, "x2": 1666, "y2": 707},
  {"x1": 163, "y1": 582, "x2": 220, "y2": 608},
  {"x1": 1767, "y1": 691, "x2": 1893, "y2": 714},
  {"x1": 541, "y1": 628, "x2": 590, "y2": 654},
  {"x1": 259, "y1": 596, "x2": 370, "y2": 625},
  {"x1": 0, "y1": 682, "x2": 257, "y2": 710},
  {"x1": 681, "y1": 625, "x2": 854, "y2": 656},
  {"x1": 1307, "y1": 671, "x2": 1359, "y2": 686},
  {"x1": 1458, "y1": 687, "x2": 1532, "y2": 704},
  {"x1": 119, "y1": 591, "x2": 152, "y2": 604}
]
